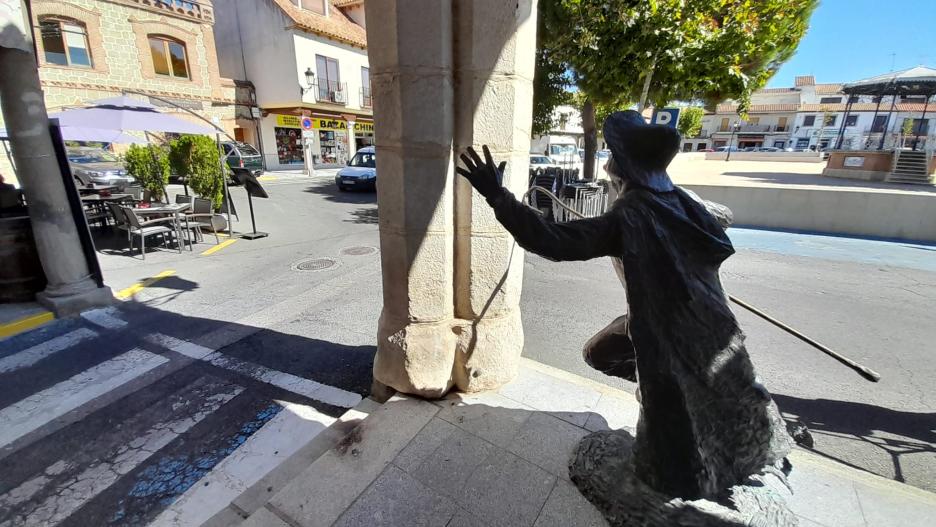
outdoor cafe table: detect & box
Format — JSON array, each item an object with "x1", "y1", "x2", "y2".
[{"x1": 131, "y1": 203, "x2": 193, "y2": 251}]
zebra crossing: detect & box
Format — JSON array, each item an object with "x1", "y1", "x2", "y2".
[{"x1": 0, "y1": 305, "x2": 367, "y2": 526}]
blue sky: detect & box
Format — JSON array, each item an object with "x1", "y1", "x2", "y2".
[{"x1": 767, "y1": 0, "x2": 936, "y2": 87}]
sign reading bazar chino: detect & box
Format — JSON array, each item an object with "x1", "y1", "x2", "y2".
[{"x1": 274, "y1": 114, "x2": 374, "y2": 133}]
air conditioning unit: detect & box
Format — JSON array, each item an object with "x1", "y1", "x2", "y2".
[{"x1": 333, "y1": 90, "x2": 347, "y2": 104}]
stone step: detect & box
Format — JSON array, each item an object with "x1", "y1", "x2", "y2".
[{"x1": 201, "y1": 397, "x2": 384, "y2": 527}]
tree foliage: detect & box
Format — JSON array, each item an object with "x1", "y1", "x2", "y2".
[
  {"x1": 169, "y1": 135, "x2": 226, "y2": 208},
  {"x1": 540, "y1": 0, "x2": 818, "y2": 113},
  {"x1": 124, "y1": 144, "x2": 169, "y2": 200},
  {"x1": 532, "y1": 13, "x2": 574, "y2": 136},
  {"x1": 677, "y1": 106, "x2": 705, "y2": 138}
]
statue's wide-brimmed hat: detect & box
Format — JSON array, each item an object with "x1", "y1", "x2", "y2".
[{"x1": 603, "y1": 110, "x2": 679, "y2": 192}]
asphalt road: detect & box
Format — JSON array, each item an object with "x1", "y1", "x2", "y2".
[{"x1": 6, "y1": 171, "x2": 931, "y2": 525}]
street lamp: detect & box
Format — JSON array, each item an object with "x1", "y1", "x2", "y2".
[
  {"x1": 299, "y1": 67, "x2": 316, "y2": 97},
  {"x1": 725, "y1": 121, "x2": 741, "y2": 162}
]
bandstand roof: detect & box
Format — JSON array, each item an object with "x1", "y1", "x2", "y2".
[{"x1": 842, "y1": 66, "x2": 936, "y2": 95}]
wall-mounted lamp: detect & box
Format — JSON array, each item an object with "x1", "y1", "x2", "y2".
[{"x1": 299, "y1": 67, "x2": 316, "y2": 97}]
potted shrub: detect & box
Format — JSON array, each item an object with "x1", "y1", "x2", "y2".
[
  {"x1": 168, "y1": 135, "x2": 227, "y2": 209},
  {"x1": 124, "y1": 144, "x2": 169, "y2": 202}
]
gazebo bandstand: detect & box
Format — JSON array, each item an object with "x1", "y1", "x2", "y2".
[{"x1": 824, "y1": 66, "x2": 936, "y2": 185}]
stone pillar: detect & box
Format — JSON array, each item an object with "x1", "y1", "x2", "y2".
[
  {"x1": 368, "y1": 0, "x2": 536, "y2": 397},
  {"x1": 0, "y1": 44, "x2": 112, "y2": 316}
]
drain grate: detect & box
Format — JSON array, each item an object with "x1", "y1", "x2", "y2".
[
  {"x1": 340, "y1": 246, "x2": 378, "y2": 256},
  {"x1": 293, "y1": 257, "x2": 338, "y2": 272}
]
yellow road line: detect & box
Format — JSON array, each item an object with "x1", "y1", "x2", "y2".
[
  {"x1": 115, "y1": 270, "x2": 176, "y2": 300},
  {"x1": 0, "y1": 311, "x2": 55, "y2": 339},
  {"x1": 200, "y1": 238, "x2": 237, "y2": 256}
]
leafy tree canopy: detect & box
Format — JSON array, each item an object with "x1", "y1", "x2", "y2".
[
  {"x1": 677, "y1": 106, "x2": 705, "y2": 137},
  {"x1": 539, "y1": 0, "x2": 818, "y2": 113}
]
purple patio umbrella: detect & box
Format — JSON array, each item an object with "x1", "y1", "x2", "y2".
[
  {"x1": 0, "y1": 125, "x2": 146, "y2": 144},
  {"x1": 48, "y1": 96, "x2": 216, "y2": 135}
]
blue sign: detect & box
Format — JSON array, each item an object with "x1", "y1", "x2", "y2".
[{"x1": 650, "y1": 108, "x2": 681, "y2": 128}]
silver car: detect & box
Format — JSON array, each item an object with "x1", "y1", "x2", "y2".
[{"x1": 67, "y1": 147, "x2": 133, "y2": 188}]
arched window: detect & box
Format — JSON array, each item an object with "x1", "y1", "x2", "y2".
[
  {"x1": 148, "y1": 35, "x2": 189, "y2": 79},
  {"x1": 39, "y1": 17, "x2": 92, "y2": 67}
]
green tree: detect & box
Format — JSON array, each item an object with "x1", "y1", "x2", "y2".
[
  {"x1": 538, "y1": 0, "x2": 817, "y2": 177},
  {"x1": 124, "y1": 144, "x2": 169, "y2": 201},
  {"x1": 169, "y1": 135, "x2": 226, "y2": 208},
  {"x1": 532, "y1": 12, "x2": 574, "y2": 136},
  {"x1": 677, "y1": 106, "x2": 704, "y2": 138}
]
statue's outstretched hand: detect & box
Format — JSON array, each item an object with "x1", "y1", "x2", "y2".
[{"x1": 457, "y1": 145, "x2": 506, "y2": 201}]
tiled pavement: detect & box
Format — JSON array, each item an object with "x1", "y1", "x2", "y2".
[{"x1": 235, "y1": 359, "x2": 936, "y2": 527}]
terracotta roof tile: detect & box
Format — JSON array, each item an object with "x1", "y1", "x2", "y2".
[
  {"x1": 795, "y1": 75, "x2": 815, "y2": 86},
  {"x1": 332, "y1": 0, "x2": 362, "y2": 6},
  {"x1": 272, "y1": 0, "x2": 367, "y2": 48},
  {"x1": 815, "y1": 84, "x2": 843, "y2": 94}
]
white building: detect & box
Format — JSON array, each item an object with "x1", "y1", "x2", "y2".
[
  {"x1": 683, "y1": 70, "x2": 934, "y2": 152},
  {"x1": 214, "y1": 0, "x2": 372, "y2": 170}
]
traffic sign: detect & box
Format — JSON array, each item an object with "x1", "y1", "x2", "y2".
[
  {"x1": 301, "y1": 117, "x2": 314, "y2": 131},
  {"x1": 650, "y1": 108, "x2": 681, "y2": 128}
]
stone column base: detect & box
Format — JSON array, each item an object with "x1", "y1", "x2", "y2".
[
  {"x1": 374, "y1": 310, "x2": 524, "y2": 399},
  {"x1": 37, "y1": 282, "x2": 114, "y2": 318}
]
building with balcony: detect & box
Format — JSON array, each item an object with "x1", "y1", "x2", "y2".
[
  {"x1": 684, "y1": 69, "x2": 935, "y2": 154},
  {"x1": 0, "y1": 0, "x2": 237, "y2": 182},
  {"x1": 213, "y1": 0, "x2": 372, "y2": 170}
]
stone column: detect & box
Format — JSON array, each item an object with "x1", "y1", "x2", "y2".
[
  {"x1": 0, "y1": 44, "x2": 112, "y2": 316},
  {"x1": 368, "y1": 0, "x2": 536, "y2": 397},
  {"x1": 451, "y1": 0, "x2": 536, "y2": 392}
]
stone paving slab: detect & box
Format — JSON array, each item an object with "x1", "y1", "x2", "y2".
[{"x1": 245, "y1": 358, "x2": 936, "y2": 527}]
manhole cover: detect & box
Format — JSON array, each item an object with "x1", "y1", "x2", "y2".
[
  {"x1": 293, "y1": 258, "x2": 338, "y2": 272},
  {"x1": 340, "y1": 246, "x2": 378, "y2": 256}
]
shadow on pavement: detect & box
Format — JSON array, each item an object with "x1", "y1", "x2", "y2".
[
  {"x1": 302, "y1": 181, "x2": 378, "y2": 225},
  {"x1": 0, "y1": 298, "x2": 377, "y2": 526},
  {"x1": 773, "y1": 394, "x2": 936, "y2": 484}
]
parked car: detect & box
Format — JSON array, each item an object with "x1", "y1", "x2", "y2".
[
  {"x1": 715, "y1": 146, "x2": 740, "y2": 152},
  {"x1": 756, "y1": 147, "x2": 781, "y2": 152},
  {"x1": 529, "y1": 154, "x2": 559, "y2": 172},
  {"x1": 221, "y1": 141, "x2": 263, "y2": 183},
  {"x1": 336, "y1": 146, "x2": 377, "y2": 191},
  {"x1": 66, "y1": 147, "x2": 133, "y2": 188}
]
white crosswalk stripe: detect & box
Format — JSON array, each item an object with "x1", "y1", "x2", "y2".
[
  {"x1": 146, "y1": 333, "x2": 362, "y2": 408},
  {"x1": 0, "y1": 348, "x2": 168, "y2": 450},
  {"x1": 0, "y1": 328, "x2": 98, "y2": 373},
  {"x1": 80, "y1": 306, "x2": 128, "y2": 329},
  {"x1": 0, "y1": 383, "x2": 244, "y2": 527},
  {"x1": 150, "y1": 400, "x2": 336, "y2": 527}
]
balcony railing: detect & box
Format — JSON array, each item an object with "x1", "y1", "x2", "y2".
[
  {"x1": 125, "y1": 0, "x2": 213, "y2": 23},
  {"x1": 360, "y1": 86, "x2": 373, "y2": 109},
  {"x1": 316, "y1": 80, "x2": 348, "y2": 105}
]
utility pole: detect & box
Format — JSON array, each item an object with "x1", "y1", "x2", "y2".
[
  {"x1": 0, "y1": 0, "x2": 112, "y2": 315},
  {"x1": 725, "y1": 121, "x2": 740, "y2": 162}
]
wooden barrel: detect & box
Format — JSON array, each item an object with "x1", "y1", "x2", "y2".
[{"x1": 0, "y1": 215, "x2": 47, "y2": 303}]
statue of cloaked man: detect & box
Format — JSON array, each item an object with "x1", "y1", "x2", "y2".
[{"x1": 457, "y1": 111, "x2": 792, "y2": 516}]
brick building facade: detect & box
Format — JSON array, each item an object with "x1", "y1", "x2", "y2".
[{"x1": 1, "y1": 0, "x2": 236, "y2": 183}]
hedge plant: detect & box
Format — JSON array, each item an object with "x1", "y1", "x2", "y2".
[
  {"x1": 124, "y1": 144, "x2": 169, "y2": 201},
  {"x1": 169, "y1": 135, "x2": 227, "y2": 209}
]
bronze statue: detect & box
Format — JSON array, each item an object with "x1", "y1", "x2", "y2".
[{"x1": 457, "y1": 111, "x2": 794, "y2": 526}]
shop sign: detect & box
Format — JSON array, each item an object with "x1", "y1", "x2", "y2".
[
  {"x1": 354, "y1": 121, "x2": 375, "y2": 133},
  {"x1": 844, "y1": 156, "x2": 864, "y2": 167},
  {"x1": 276, "y1": 114, "x2": 302, "y2": 128}
]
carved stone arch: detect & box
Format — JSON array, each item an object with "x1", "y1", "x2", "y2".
[{"x1": 31, "y1": 0, "x2": 108, "y2": 74}]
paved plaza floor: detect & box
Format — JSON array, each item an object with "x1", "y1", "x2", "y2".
[{"x1": 228, "y1": 359, "x2": 936, "y2": 527}]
